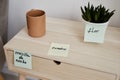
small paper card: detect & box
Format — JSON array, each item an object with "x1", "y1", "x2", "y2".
[
  {"x1": 48, "y1": 43, "x2": 70, "y2": 57},
  {"x1": 84, "y1": 24, "x2": 107, "y2": 43},
  {"x1": 14, "y1": 50, "x2": 32, "y2": 69}
]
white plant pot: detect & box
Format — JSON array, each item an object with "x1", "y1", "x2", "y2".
[{"x1": 83, "y1": 20, "x2": 109, "y2": 43}]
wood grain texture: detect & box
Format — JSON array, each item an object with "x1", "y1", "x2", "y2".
[
  {"x1": 6, "y1": 50, "x2": 116, "y2": 80},
  {"x1": 4, "y1": 17, "x2": 120, "y2": 79}
]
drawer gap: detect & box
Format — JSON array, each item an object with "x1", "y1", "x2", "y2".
[{"x1": 53, "y1": 60, "x2": 61, "y2": 65}]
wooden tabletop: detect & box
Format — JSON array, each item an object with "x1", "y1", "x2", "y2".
[{"x1": 4, "y1": 17, "x2": 120, "y2": 75}]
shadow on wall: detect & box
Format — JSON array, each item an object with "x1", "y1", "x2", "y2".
[{"x1": 0, "y1": 0, "x2": 8, "y2": 72}]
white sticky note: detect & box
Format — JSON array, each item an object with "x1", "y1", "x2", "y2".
[
  {"x1": 84, "y1": 24, "x2": 107, "y2": 43},
  {"x1": 14, "y1": 50, "x2": 32, "y2": 69},
  {"x1": 48, "y1": 43, "x2": 70, "y2": 57}
]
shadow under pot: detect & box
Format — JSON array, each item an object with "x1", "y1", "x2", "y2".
[{"x1": 26, "y1": 9, "x2": 46, "y2": 38}]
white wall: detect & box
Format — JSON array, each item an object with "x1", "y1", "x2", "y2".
[{"x1": 8, "y1": 0, "x2": 120, "y2": 40}]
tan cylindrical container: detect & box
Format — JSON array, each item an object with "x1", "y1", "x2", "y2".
[{"x1": 26, "y1": 9, "x2": 46, "y2": 37}]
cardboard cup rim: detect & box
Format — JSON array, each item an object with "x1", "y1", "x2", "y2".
[{"x1": 26, "y1": 9, "x2": 45, "y2": 18}]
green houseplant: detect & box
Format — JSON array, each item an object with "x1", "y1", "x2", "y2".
[
  {"x1": 81, "y1": 3, "x2": 115, "y2": 23},
  {"x1": 81, "y1": 3, "x2": 115, "y2": 43}
]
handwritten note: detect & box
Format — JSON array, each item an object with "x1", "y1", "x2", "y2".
[
  {"x1": 84, "y1": 24, "x2": 107, "y2": 43},
  {"x1": 14, "y1": 50, "x2": 32, "y2": 69},
  {"x1": 48, "y1": 43, "x2": 70, "y2": 57}
]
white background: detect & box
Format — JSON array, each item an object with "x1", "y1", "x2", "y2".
[{"x1": 8, "y1": 0, "x2": 120, "y2": 40}]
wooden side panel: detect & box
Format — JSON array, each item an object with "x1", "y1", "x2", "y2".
[
  {"x1": 116, "y1": 76, "x2": 120, "y2": 80},
  {"x1": 5, "y1": 50, "x2": 116, "y2": 80}
]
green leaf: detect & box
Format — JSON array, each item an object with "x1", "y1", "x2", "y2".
[
  {"x1": 88, "y1": 2, "x2": 90, "y2": 10},
  {"x1": 81, "y1": 7, "x2": 85, "y2": 15}
]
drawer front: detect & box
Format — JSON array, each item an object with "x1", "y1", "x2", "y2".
[{"x1": 5, "y1": 50, "x2": 116, "y2": 80}]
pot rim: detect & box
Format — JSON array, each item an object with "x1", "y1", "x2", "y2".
[{"x1": 82, "y1": 18, "x2": 109, "y2": 25}]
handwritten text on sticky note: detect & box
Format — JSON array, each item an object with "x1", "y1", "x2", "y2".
[
  {"x1": 48, "y1": 43, "x2": 70, "y2": 57},
  {"x1": 14, "y1": 50, "x2": 32, "y2": 69},
  {"x1": 84, "y1": 24, "x2": 107, "y2": 43}
]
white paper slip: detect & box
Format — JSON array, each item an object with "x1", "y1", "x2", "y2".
[
  {"x1": 84, "y1": 25, "x2": 107, "y2": 43},
  {"x1": 48, "y1": 42, "x2": 70, "y2": 57},
  {"x1": 14, "y1": 50, "x2": 32, "y2": 69}
]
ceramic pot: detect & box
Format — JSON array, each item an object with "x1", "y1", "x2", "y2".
[
  {"x1": 26, "y1": 9, "x2": 46, "y2": 37},
  {"x1": 83, "y1": 19, "x2": 109, "y2": 43}
]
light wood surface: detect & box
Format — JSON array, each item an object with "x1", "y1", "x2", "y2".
[
  {"x1": 19, "y1": 74, "x2": 26, "y2": 80},
  {"x1": 4, "y1": 17, "x2": 120, "y2": 80},
  {"x1": 5, "y1": 50, "x2": 116, "y2": 80}
]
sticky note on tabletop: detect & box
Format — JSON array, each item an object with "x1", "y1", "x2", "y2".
[
  {"x1": 14, "y1": 50, "x2": 32, "y2": 69},
  {"x1": 48, "y1": 43, "x2": 70, "y2": 57}
]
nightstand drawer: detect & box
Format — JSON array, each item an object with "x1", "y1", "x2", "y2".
[{"x1": 5, "y1": 50, "x2": 116, "y2": 80}]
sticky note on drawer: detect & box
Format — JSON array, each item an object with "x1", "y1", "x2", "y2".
[
  {"x1": 14, "y1": 50, "x2": 32, "y2": 69},
  {"x1": 48, "y1": 43, "x2": 70, "y2": 57}
]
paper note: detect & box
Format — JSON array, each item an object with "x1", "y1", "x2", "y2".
[
  {"x1": 84, "y1": 24, "x2": 107, "y2": 43},
  {"x1": 14, "y1": 50, "x2": 32, "y2": 69},
  {"x1": 48, "y1": 43, "x2": 70, "y2": 57}
]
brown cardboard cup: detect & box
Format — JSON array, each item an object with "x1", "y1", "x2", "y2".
[{"x1": 26, "y1": 9, "x2": 46, "y2": 37}]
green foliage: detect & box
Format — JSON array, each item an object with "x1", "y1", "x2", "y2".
[{"x1": 81, "y1": 2, "x2": 115, "y2": 23}]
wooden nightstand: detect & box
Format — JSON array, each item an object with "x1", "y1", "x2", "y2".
[{"x1": 4, "y1": 17, "x2": 120, "y2": 80}]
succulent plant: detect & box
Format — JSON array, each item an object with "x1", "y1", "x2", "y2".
[{"x1": 81, "y1": 2, "x2": 115, "y2": 23}]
